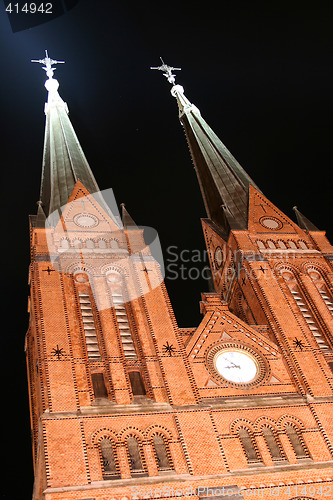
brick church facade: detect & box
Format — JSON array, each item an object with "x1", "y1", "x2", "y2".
[{"x1": 26, "y1": 55, "x2": 333, "y2": 500}]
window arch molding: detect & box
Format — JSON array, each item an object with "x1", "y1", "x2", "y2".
[
  {"x1": 66, "y1": 262, "x2": 97, "y2": 278},
  {"x1": 101, "y1": 263, "x2": 129, "y2": 278},
  {"x1": 277, "y1": 415, "x2": 305, "y2": 431},
  {"x1": 59, "y1": 237, "x2": 70, "y2": 248},
  {"x1": 230, "y1": 418, "x2": 258, "y2": 436},
  {"x1": 90, "y1": 428, "x2": 119, "y2": 446},
  {"x1": 255, "y1": 416, "x2": 282, "y2": 433},
  {"x1": 145, "y1": 425, "x2": 173, "y2": 442},
  {"x1": 274, "y1": 262, "x2": 300, "y2": 280},
  {"x1": 119, "y1": 426, "x2": 146, "y2": 443},
  {"x1": 302, "y1": 263, "x2": 331, "y2": 286}
]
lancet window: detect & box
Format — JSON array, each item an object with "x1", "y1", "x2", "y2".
[
  {"x1": 106, "y1": 270, "x2": 137, "y2": 359},
  {"x1": 238, "y1": 428, "x2": 261, "y2": 465},
  {"x1": 126, "y1": 437, "x2": 147, "y2": 477},
  {"x1": 99, "y1": 438, "x2": 119, "y2": 479},
  {"x1": 307, "y1": 268, "x2": 333, "y2": 321},
  {"x1": 261, "y1": 426, "x2": 286, "y2": 463},
  {"x1": 285, "y1": 424, "x2": 309, "y2": 460},
  {"x1": 152, "y1": 435, "x2": 173, "y2": 471},
  {"x1": 280, "y1": 269, "x2": 331, "y2": 352}
]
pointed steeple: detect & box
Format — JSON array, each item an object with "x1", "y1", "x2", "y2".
[
  {"x1": 172, "y1": 83, "x2": 262, "y2": 233},
  {"x1": 151, "y1": 61, "x2": 261, "y2": 235},
  {"x1": 293, "y1": 206, "x2": 320, "y2": 232},
  {"x1": 32, "y1": 51, "x2": 101, "y2": 219},
  {"x1": 121, "y1": 203, "x2": 138, "y2": 229}
]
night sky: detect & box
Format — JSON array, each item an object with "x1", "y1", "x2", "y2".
[{"x1": 0, "y1": 1, "x2": 332, "y2": 497}]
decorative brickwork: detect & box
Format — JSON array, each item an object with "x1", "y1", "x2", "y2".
[{"x1": 25, "y1": 74, "x2": 333, "y2": 500}]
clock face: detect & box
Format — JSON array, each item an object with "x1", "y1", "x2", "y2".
[
  {"x1": 214, "y1": 246, "x2": 224, "y2": 269},
  {"x1": 214, "y1": 349, "x2": 258, "y2": 383}
]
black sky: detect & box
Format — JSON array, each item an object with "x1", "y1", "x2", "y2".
[{"x1": 0, "y1": 1, "x2": 332, "y2": 497}]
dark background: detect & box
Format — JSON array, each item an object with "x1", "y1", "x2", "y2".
[{"x1": 0, "y1": 1, "x2": 332, "y2": 497}]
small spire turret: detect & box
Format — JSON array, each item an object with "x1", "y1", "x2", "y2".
[{"x1": 293, "y1": 206, "x2": 320, "y2": 232}]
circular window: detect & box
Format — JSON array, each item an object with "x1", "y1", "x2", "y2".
[
  {"x1": 259, "y1": 217, "x2": 283, "y2": 230},
  {"x1": 74, "y1": 272, "x2": 89, "y2": 283},
  {"x1": 214, "y1": 246, "x2": 224, "y2": 269},
  {"x1": 74, "y1": 213, "x2": 99, "y2": 228}
]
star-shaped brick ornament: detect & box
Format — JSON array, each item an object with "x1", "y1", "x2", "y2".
[
  {"x1": 293, "y1": 338, "x2": 305, "y2": 351},
  {"x1": 52, "y1": 345, "x2": 65, "y2": 359},
  {"x1": 162, "y1": 341, "x2": 176, "y2": 357}
]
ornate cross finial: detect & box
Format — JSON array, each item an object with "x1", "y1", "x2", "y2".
[
  {"x1": 31, "y1": 50, "x2": 65, "y2": 79},
  {"x1": 150, "y1": 57, "x2": 181, "y2": 85}
]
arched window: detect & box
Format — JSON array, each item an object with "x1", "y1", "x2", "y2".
[
  {"x1": 127, "y1": 437, "x2": 146, "y2": 477},
  {"x1": 298, "y1": 240, "x2": 308, "y2": 249},
  {"x1": 257, "y1": 240, "x2": 266, "y2": 250},
  {"x1": 277, "y1": 240, "x2": 287, "y2": 249},
  {"x1": 267, "y1": 240, "x2": 276, "y2": 249},
  {"x1": 152, "y1": 435, "x2": 173, "y2": 470},
  {"x1": 285, "y1": 425, "x2": 309, "y2": 459},
  {"x1": 98, "y1": 239, "x2": 107, "y2": 249},
  {"x1": 74, "y1": 240, "x2": 82, "y2": 249},
  {"x1": 60, "y1": 238, "x2": 70, "y2": 249},
  {"x1": 238, "y1": 428, "x2": 261, "y2": 464},
  {"x1": 308, "y1": 268, "x2": 333, "y2": 319},
  {"x1": 99, "y1": 438, "x2": 119, "y2": 479},
  {"x1": 288, "y1": 240, "x2": 298, "y2": 249},
  {"x1": 86, "y1": 239, "x2": 95, "y2": 249},
  {"x1": 110, "y1": 240, "x2": 119, "y2": 249},
  {"x1": 262, "y1": 427, "x2": 286, "y2": 462}
]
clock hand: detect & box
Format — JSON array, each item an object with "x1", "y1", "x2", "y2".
[{"x1": 224, "y1": 358, "x2": 241, "y2": 369}]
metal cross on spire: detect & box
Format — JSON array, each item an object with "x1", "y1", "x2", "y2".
[
  {"x1": 31, "y1": 50, "x2": 65, "y2": 79},
  {"x1": 150, "y1": 57, "x2": 181, "y2": 85}
]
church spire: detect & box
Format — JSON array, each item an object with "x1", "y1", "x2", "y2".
[
  {"x1": 31, "y1": 51, "x2": 101, "y2": 219},
  {"x1": 151, "y1": 60, "x2": 261, "y2": 235}
]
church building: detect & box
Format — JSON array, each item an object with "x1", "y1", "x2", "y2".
[{"x1": 26, "y1": 54, "x2": 333, "y2": 500}]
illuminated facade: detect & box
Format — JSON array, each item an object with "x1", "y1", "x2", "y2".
[{"x1": 26, "y1": 56, "x2": 333, "y2": 500}]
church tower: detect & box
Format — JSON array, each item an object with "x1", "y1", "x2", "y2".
[{"x1": 26, "y1": 55, "x2": 333, "y2": 500}]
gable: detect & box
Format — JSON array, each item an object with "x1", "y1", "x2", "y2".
[
  {"x1": 51, "y1": 181, "x2": 122, "y2": 236},
  {"x1": 248, "y1": 185, "x2": 304, "y2": 236}
]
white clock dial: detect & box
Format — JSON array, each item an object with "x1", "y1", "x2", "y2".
[
  {"x1": 214, "y1": 349, "x2": 258, "y2": 383},
  {"x1": 214, "y1": 246, "x2": 224, "y2": 268}
]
